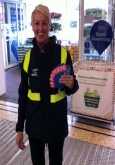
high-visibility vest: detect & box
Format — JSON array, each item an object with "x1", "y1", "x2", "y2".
[{"x1": 23, "y1": 47, "x2": 67, "y2": 103}]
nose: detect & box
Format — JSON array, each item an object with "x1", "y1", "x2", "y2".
[{"x1": 38, "y1": 23, "x2": 43, "y2": 31}]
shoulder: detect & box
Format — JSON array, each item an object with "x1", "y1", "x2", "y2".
[
  {"x1": 23, "y1": 49, "x2": 31, "y2": 72},
  {"x1": 24, "y1": 49, "x2": 31, "y2": 62},
  {"x1": 53, "y1": 42, "x2": 61, "y2": 49},
  {"x1": 53, "y1": 43, "x2": 67, "y2": 52}
]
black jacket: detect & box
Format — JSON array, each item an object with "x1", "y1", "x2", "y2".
[{"x1": 16, "y1": 37, "x2": 79, "y2": 143}]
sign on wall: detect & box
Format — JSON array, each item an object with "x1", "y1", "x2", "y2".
[{"x1": 84, "y1": 41, "x2": 90, "y2": 54}]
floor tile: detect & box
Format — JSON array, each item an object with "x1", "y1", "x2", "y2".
[
  {"x1": 68, "y1": 126, "x2": 93, "y2": 142},
  {"x1": 0, "y1": 100, "x2": 18, "y2": 108},
  {"x1": 0, "y1": 109, "x2": 18, "y2": 122},
  {"x1": 91, "y1": 133, "x2": 115, "y2": 149}
]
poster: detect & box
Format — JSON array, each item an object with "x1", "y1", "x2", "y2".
[{"x1": 72, "y1": 69, "x2": 114, "y2": 120}]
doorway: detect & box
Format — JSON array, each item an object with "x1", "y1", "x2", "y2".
[{"x1": 0, "y1": 1, "x2": 26, "y2": 69}]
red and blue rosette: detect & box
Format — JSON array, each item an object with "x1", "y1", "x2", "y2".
[{"x1": 49, "y1": 64, "x2": 70, "y2": 88}]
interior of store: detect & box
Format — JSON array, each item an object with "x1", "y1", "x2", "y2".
[
  {"x1": 0, "y1": 0, "x2": 114, "y2": 69},
  {"x1": 0, "y1": 0, "x2": 115, "y2": 108},
  {"x1": 1, "y1": 1, "x2": 115, "y2": 164}
]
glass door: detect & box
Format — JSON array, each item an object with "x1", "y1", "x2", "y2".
[
  {"x1": 1, "y1": 2, "x2": 26, "y2": 68},
  {"x1": 17, "y1": 3, "x2": 26, "y2": 46},
  {"x1": 3, "y1": 2, "x2": 18, "y2": 66}
]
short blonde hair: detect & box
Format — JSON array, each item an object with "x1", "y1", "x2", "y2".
[{"x1": 31, "y1": 4, "x2": 51, "y2": 25}]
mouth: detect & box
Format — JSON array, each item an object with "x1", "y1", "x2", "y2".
[{"x1": 37, "y1": 32, "x2": 44, "y2": 37}]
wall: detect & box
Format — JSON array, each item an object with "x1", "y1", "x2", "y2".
[
  {"x1": 0, "y1": 21, "x2": 6, "y2": 96},
  {"x1": 3, "y1": 0, "x2": 20, "y2": 2}
]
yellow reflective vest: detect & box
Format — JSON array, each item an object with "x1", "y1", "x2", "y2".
[{"x1": 23, "y1": 47, "x2": 67, "y2": 103}]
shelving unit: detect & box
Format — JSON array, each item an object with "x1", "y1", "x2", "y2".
[
  {"x1": 50, "y1": 12, "x2": 62, "y2": 43},
  {"x1": 18, "y1": 38, "x2": 33, "y2": 67}
]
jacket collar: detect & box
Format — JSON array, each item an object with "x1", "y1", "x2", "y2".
[{"x1": 32, "y1": 37, "x2": 55, "y2": 53}]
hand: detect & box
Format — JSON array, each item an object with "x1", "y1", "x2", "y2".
[
  {"x1": 16, "y1": 131, "x2": 25, "y2": 150},
  {"x1": 59, "y1": 75, "x2": 74, "y2": 88}
]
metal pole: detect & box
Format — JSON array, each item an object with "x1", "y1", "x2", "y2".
[{"x1": 79, "y1": 0, "x2": 84, "y2": 61}]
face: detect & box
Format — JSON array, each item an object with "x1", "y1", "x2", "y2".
[{"x1": 32, "y1": 12, "x2": 50, "y2": 46}]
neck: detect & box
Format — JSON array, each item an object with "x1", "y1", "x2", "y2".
[
  {"x1": 37, "y1": 38, "x2": 50, "y2": 51},
  {"x1": 38, "y1": 44, "x2": 44, "y2": 51}
]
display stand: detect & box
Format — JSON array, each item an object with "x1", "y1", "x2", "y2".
[
  {"x1": 71, "y1": 60, "x2": 115, "y2": 129},
  {"x1": 18, "y1": 45, "x2": 32, "y2": 67},
  {"x1": 71, "y1": 112, "x2": 114, "y2": 130}
]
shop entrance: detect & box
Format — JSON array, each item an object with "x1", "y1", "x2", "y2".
[{"x1": 0, "y1": 1, "x2": 26, "y2": 69}]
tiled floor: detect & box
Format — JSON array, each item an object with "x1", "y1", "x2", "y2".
[
  {"x1": 0, "y1": 100, "x2": 18, "y2": 122},
  {"x1": 0, "y1": 66, "x2": 20, "y2": 103},
  {"x1": 1, "y1": 66, "x2": 115, "y2": 164},
  {"x1": 1, "y1": 118, "x2": 115, "y2": 165},
  {"x1": 1, "y1": 99, "x2": 115, "y2": 150}
]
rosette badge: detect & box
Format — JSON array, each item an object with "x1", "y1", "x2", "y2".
[
  {"x1": 49, "y1": 64, "x2": 70, "y2": 88},
  {"x1": 90, "y1": 20, "x2": 113, "y2": 55}
]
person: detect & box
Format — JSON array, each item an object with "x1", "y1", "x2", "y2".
[{"x1": 16, "y1": 4, "x2": 79, "y2": 165}]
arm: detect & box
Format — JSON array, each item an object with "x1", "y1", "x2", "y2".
[
  {"x1": 16, "y1": 59, "x2": 28, "y2": 150},
  {"x1": 16, "y1": 131, "x2": 25, "y2": 150},
  {"x1": 16, "y1": 60, "x2": 28, "y2": 132}
]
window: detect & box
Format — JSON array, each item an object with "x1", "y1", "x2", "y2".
[{"x1": 83, "y1": 0, "x2": 113, "y2": 62}]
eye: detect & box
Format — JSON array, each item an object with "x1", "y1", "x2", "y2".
[
  {"x1": 43, "y1": 22, "x2": 48, "y2": 26},
  {"x1": 35, "y1": 22, "x2": 39, "y2": 25}
]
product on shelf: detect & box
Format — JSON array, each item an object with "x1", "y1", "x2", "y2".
[
  {"x1": 67, "y1": 45, "x2": 79, "y2": 63},
  {"x1": 50, "y1": 12, "x2": 62, "y2": 19},
  {"x1": 51, "y1": 22, "x2": 62, "y2": 31},
  {"x1": 50, "y1": 12, "x2": 62, "y2": 32}
]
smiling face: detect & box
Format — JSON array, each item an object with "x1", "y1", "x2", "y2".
[{"x1": 32, "y1": 12, "x2": 51, "y2": 48}]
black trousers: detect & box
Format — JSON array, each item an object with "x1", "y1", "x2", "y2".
[{"x1": 28, "y1": 136, "x2": 65, "y2": 165}]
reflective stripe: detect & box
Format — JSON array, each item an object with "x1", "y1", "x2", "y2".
[
  {"x1": 23, "y1": 50, "x2": 41, "y2": 101},
  {"x1": 28, "y1": 89, "x2": 41, "y2": 101},
  {"x1": 23, "y1": 50, "x2": 31, "y2": 87},
  {"x1": 23, "y1": 50, "x2": 31, "y2": 73},
  {"x1": 61, "y1": 47, "x2": 67, "y2": 64},
  {"x1": 51, "y1": 47, "x2": 67, "y2": 103},
  {"x1": 51, "y1": 89, "x2": 66, "y2": 103}
]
